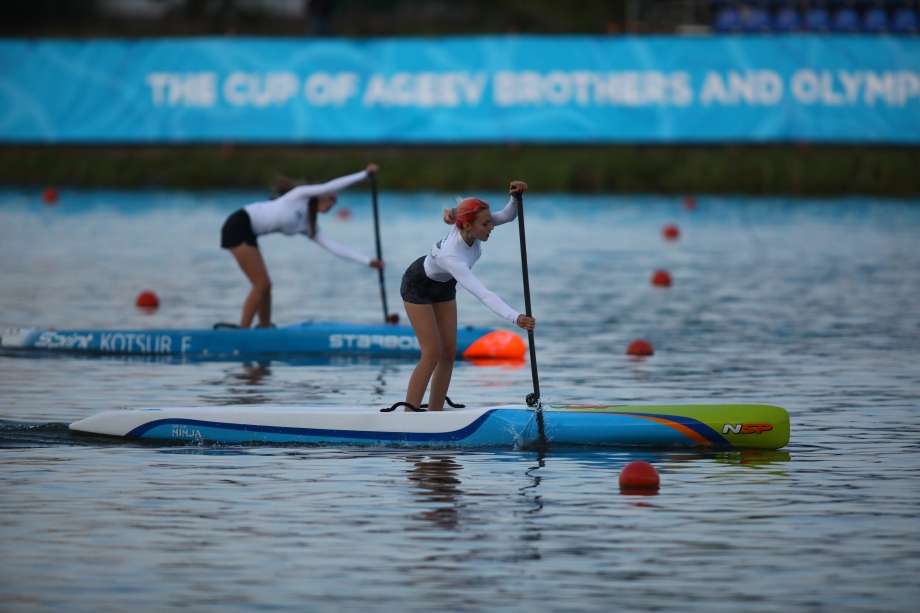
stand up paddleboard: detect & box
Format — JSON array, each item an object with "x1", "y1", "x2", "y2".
[
  {"x1": 0, "y1": 321, "x2": 524, "y2": 360},
  {"x1": 69, "y1": 403, "x2": 790, "y2": 450},
  {"x1": 66, "y1": 190, "x2": 791, "y2": 451}
]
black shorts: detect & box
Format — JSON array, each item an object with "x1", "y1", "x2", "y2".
[
  {"x1": 400, "y1": 256, "x2": 457, "y2": 304},
  {"x1": 221, "y1": 209, "x2": 258, "y2": 249}
]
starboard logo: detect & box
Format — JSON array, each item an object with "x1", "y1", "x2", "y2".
[
  {"x1": 329, "y1": 334, "x2": 420, "y2": 351},
  {"x1": 723, "y1": 423, "x2": 773, "y2": 435}
]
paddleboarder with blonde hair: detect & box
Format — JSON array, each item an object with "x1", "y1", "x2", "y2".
[{"x1": 220, "y1": 164, "x2": 383, "y2": 328}]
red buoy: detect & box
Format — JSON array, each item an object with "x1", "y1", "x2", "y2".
[
  {"x1": 619, "y1": 461, "x2": 660, "y2": 490},
  {"x1": 42, "y1": 187, "x2": 58, "y2": 205},
  {"x1": 626, "y1": 340, "x2": 654, "y2": 356},
  {"x1": 683, "y1": 195, "x2": 696, "y2": 211},
  {"x1": 335, "y1": 208, "x2": 352, "y2": 221},
  {"x1": 135, "y1": 291, "x2": 159, "y2": 309},
  {"x1": 651, "y1": 270, "x2": 672, "y2": 287},
  {"x1": 662, "y1": 224, "x2": 680, "y2": 241}
]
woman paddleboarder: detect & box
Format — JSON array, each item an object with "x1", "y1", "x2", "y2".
[
  {"x1": 400, "y1": 181, "x2": 535, "y2": 412},
  {"x1": 221, "y1": 164, "x2": 383, "y2": 328}
]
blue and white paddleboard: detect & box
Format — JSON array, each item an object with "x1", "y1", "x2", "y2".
[
  {"x1": 1, "y1": 321, "x2": 524, "y2": 360},
  {"x1": 69, "y1": 403, "x2": 790, "y2": 450}
]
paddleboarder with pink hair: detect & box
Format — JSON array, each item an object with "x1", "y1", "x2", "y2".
[{"x1": 399, "y1": 181, "x2": 535, "y2": 412}]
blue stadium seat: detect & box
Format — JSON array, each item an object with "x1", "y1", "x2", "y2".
[
  {"x1": 743, "y1": 6, "x2": 773, "y2": 31},
  {"x1": 804, "y1": 6, "x2": 831, "y2": 31},
  {"x1": 892, "y1": 7, "x2": 919, "y2": 33},
  {"x1": 774, "y1": 6, "x2": 801, "y2": 31},
  {"x1": 832, "y1": 6, "x2": 861, "y2": 31},
  {"x1": 713, "y1": 6, "x2": 743, "y2": 32},
  {"x1": 862, "y1": 6, "x2": 891, "y2": 32}
]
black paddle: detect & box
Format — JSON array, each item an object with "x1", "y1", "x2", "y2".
[
  {"x1": 370, "y1": 173, "x2": 397, "y2": 324},
  {"x1": 514, "y1": 187, "x2": 546, "y2": 448}
]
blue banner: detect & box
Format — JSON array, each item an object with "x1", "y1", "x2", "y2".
[{"x1": 1, "y1": 36, "x2": 918, "y2": 143}]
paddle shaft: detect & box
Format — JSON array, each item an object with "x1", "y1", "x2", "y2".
[
  {"x1": 515, "y1": 191, "x2": 541, "y2": 405},
  {"x1": 370, "y1": 174, "x2": 389, "y2": 322}
]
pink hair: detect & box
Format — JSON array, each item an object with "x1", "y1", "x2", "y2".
[{"x1": 444, "y1": 197, "x2": 490, "y2": 228}]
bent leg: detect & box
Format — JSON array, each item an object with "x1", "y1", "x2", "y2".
[
  {"x1": 404, "y1": 301, "x2": 441, "y2": 411},
  {"x1": 426, "y1": 300, "x2": 457, "y2": 412},
  {"x1": 229, "y1": 243, "x2": 272, "y2": 328}
]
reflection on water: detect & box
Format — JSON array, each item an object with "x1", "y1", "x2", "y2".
[
  {"x1": 711, "y1": 449, "x2": 791, "y2": 467},
  {"x1": 520, "y1": 454, "x2": 545, "y2": 515},
  {"x1": 510, "y1": 455, "x2": 546, "y2": 561},
  {"x1": 464, "y1": 357, "x2": 526, "y2": 370},
  {"x1": 406, "y1": 455, "x2": 465, "y2": 529},
  {"x1": 371, "y1": 363, "x2": 400, "y2": 401},
  {"x1": 214, "y1": 361, "x2": 273, "y2": 404},
  {"x1": 663, "y1": 449, "x2": 792, "y2": 468},
  {"x1": 238, "y1": 360, "x2": 271, "y2": 384}
]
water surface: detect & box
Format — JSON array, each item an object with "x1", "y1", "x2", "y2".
[{"x1": 1, "y1": 189, "x2": 918, "y2": 612}]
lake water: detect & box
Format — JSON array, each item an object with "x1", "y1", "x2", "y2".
[{"x1": 1, "y1": 188, "x2": 919, "y2": 612}]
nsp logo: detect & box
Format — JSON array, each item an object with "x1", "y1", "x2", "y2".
[{"x1": 722, "y1": 423, "x2": 773, "y2": 435}]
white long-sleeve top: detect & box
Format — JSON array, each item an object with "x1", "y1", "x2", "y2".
[
  {"x1": 423, "y1": 196, "x2": 520, "y2": 324},
  {"x1": 243, "y1": 170, "x2": 372, "y2": 265}
]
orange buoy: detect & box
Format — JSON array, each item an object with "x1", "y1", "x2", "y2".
[
  {"x1": 651, "y1": 270, "x2": 672, "y2": 287},
  {"x1": 42, "y1": 187, "x2": 58, "y2": 205},
  {"x1": 683, "y1": 195, "x2": 696, "y2": 211},
  {"x1": 619, "y1": 460, "x2": 660, "y2": 490},
  {"x1": 135, "y1": 291, "x2": 159, "y2": 309},
  {"x1": 626, "y1": 340, "x2": 654, "y2": 356},
  {"x1": 662, "y1": 224, "x2": 680, "y2": 241},
  {"x1": 335, "y1": 208, "x2": 352, "y2": 221},
  {"x1": 462, "y1": 330, "x2": 526, "y2": 360}
]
